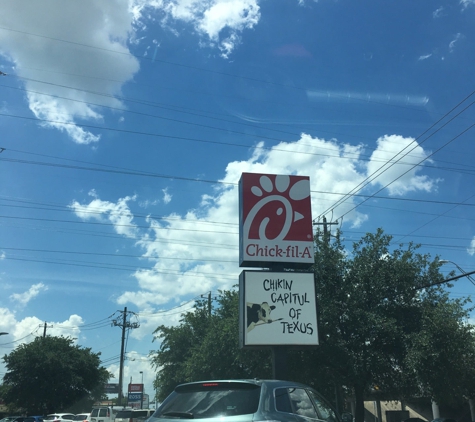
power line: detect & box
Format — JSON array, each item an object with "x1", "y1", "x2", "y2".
[{"x1": 317, "y1": 90, "x2": 475, "y2": 220}]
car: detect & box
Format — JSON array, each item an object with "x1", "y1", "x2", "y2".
[
  {"x1": 73, "y1": 415, "x2": 90, "y2": 422},
  {"x1": 114, "y1": 410, "x2": 133, "y2": 422},
  {"x1": 131, "y1": 410, "x2": 154, "y2": 422},
  {"x1": 44, "y1": 415, "x2": 75, "y2": 422},
  {"x1": 90, "y1": 407, "x2": 123, "y2": 422},
  {"x1": 148, "y1": 379, "x2": 341, "y2": 422},
  {"x1": 431, "y1": 419, "x2": 457, "y2": 422},
  {"x1": 28, "y1": 417, "x2": 45, "y2": 422}
]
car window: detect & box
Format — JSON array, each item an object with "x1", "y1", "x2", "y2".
[
  {"x1": 307, "y1": 390, "x2": 338, "y2": 422},
  {"x1": 132, "y1": 412, "x2": 148, "y2": 418},
  {"x1": 155, "y1": 383, "x2": 261, "y2": 419},
  {"x1": 98, "y1": 410, "x2": 108, "y2": 418},
  {"x1": 275, "y1": 387, "x2": 319, "y2": 419},
  {"x1": 116, "y1": 411, "x2": 132, "y2": 419}
]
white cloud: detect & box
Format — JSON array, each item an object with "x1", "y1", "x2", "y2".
[
  {"x1": 162, "y1": 188, "x2": 172, "y2": 204},
  {"x1": 418, "y1": 54, "x2": 432, "y2": 61},
  {"x1": 367, "y1": 134, "x2": 439, "y2": 196},
  {"x1": 10, "y1": 283, "x2": 48, "y2": 307},
  {"x1": 118, "y1": 134, "x2": 432, "y2": 308},
  {"x1": 0, "y1": 0, "x2": 140, "y2": 144},
  {"x1": 0, "y1": 251, "x2": 5, "y2": 260},
  {"x1": 69, "y1": 191, "x2": 139, "y2": 238},
  {"x1": 460, "y1": 0, "x2": 475, "y2": 9},
  {"x1": 432, "y1": 6, "x2": 444, "y2": 18},
  {"x1": 449, "y1": 33, "x2": 463, "y2": 53},
  {"x1": 157, "y1": 0, "x2": 261, "y2": 57},
  {"x1": 468, "y1": 237, "x2": 475, "y2": 256},
  {"x1": 0, "y1": 310, "x2": 83, "y2": 349}
]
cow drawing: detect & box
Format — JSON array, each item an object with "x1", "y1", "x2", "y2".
[{"x1": 246, "y1": 302, "x2": 282, "y2": 332}]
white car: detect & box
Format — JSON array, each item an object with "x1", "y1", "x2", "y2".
[
  {"x1": 73, "y1": 414, "x2": 90, "y2": 422},
  {"x1": 45, "y1": 415, "x2": 75, "y2": 422}
]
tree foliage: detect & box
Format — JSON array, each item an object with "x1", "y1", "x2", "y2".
[
  {"x1": 2, "y1": 336, "x2": 111, "y2": 414},
  {"x1": 311, "y1": 228, "x2": 475, "y2": 420},
  {"x1": 150, "y1": 290, "x2": 272, "y2": 401},
  {"x1": 150, "y1": 229, "x2": 475, "y2": 420}
]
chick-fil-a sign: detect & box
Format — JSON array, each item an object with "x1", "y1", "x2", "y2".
[{"x1": 239, "y1": 173, "x2": 314, "y2": 268}]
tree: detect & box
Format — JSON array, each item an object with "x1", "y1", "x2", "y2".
[
  {"x1": 2, "y1": 336, "x2": 111, "y2": 414},
  {"x1": 310, "y1": 228, "x2": 475, "y2": 422},
  {"x1": 149, "y1": 229, "x2": 475, "y2": 419},
  {"x1": 150, "y1": 290, "x2": 272, "y2": 401}
]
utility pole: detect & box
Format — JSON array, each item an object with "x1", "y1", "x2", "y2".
[
  {"x1": 313, "y1": 216, "x2": 339, "y2": 243},
  {"x1": 208, "y1": 291, "x2": 212, "y2": 317},
  {"x1": 41, "y1": 322, "x2": 52, "y2": 338},
  {"x1": 112, "y1": 307, "x2": 140, "y2": 406}
]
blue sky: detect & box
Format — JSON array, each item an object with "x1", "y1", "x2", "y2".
[{"x1": 1, "y1": 0, "x2": 475, "y2": 405}]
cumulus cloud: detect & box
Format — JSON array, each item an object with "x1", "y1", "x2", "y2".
[
  {"x1": 69, "y1": 190, "x2": 139, "y2": 238},
  {"x1": 113, "y1": 133, "x2": 437, "y2": 308},
  {"x1": 0, "y1": 0, "x2": 140, "y2": 144},
  {"x1": 0, "y1": 310, "x2": 83, "y2": 348},
  {"x1": 10, "y1": 283, "x2": 48, "y2": 307},
  {"x1": 367, "y1": 134, "x2": 439, "y2": 196},
  {"x1": 157, "y1": 0, "x2": 261, "y2": 58}
]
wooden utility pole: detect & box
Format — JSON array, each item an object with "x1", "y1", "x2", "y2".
[
  {"x1": 313, "y1": 216, "x2": 339, "y2": 243},
  {"x1": 112, "y1": 307, "x2": 140, "y2": 406}
]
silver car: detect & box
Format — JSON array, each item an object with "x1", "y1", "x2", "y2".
[{"x1": 147, "y1": 379, "x2": 340, "y2": 422}]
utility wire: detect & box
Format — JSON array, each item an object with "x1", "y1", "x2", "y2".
[{"x1": 317, "y1": 90, "x2": 475, "y2": 220}]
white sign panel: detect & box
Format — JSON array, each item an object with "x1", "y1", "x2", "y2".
[{"x1": 239, "y1": 271, "x2": 319, "y2": 347}]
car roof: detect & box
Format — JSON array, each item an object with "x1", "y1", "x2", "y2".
[{"x1": 174, "y1": 379, "x2": 315, "y2": 390}]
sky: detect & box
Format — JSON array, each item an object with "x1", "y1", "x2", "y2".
[{"x1": 1, "y1": 0, "x2": 475, "y2": 408}]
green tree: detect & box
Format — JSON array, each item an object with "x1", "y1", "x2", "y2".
[
  {"x1": 2, "y1": 336, "x2": 111, "y2": 414},
  {"x1": 150, "y1": 290, "x2": 272, "y2": 401},
  {"x1": 310, "y1": 228, "x2": 475, "y2": 422},
  {"x1": 149, "y1": 229, "x2": 475, "y2": 419}
]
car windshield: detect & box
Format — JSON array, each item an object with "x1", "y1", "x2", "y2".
[
  {"x1": 153, "y1": 383, "x2": 261, "y2": 419},
  {"x1": 73, "y1": 417, "x2": 88, "y2": 421},
  {"x1": 116, "y1": 411, "x2": 133, "y2": 419}
]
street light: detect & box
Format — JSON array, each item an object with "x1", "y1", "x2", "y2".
[{"x1": 440, "y1": 260, "x2": 475, "y2": 287}]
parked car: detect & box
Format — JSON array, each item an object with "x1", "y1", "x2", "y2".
[
  {"x1": 44, "y1": 415, "x2": 75, "y2": 422},
  {"x1": 148, "y1": 379, "x2": 341, "y2": 422},
  {"x1": 73, "y1": 415, "x2": 90, "y2": 422},
  {"x1": 114, "y1": 410, "x2": 133, "y2": 422},
  {"x1": 131, "y1": 410, "x2": 153, "y2": 422},
  {"x1": 90, "y1": 407, "x2": 123, "y2": 422},
  {"x1": 28, "y1": 417, "x2": 45, "y2": 422}
]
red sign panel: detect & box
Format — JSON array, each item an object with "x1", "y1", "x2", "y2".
[
  {"x1": 239, "y1": 173, "x2": 313, "y2": 268},
  {"x1": 128, "y1": 383, "x2": 143, "y2": 392}
]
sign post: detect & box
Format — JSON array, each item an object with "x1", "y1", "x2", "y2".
[{"x1": 238, "y1": 173, "x2": 318, "y2": 380}]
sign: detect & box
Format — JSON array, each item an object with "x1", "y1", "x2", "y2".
[
  {"x1": 129, "y1": 383, "x2": 143, "y2": 392},
  {"x1": 239, "y1": 173, "x2": 314, "y2": 269},
  {"x1": 239, "y1": 270, "x2": 319, "y2": 347},
  {"x1": 104, "y1": 383, "x2": 119, "y2": 394},
  {"x1": 128, "y1": 392, "x2": 142, "y2": 401}
]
